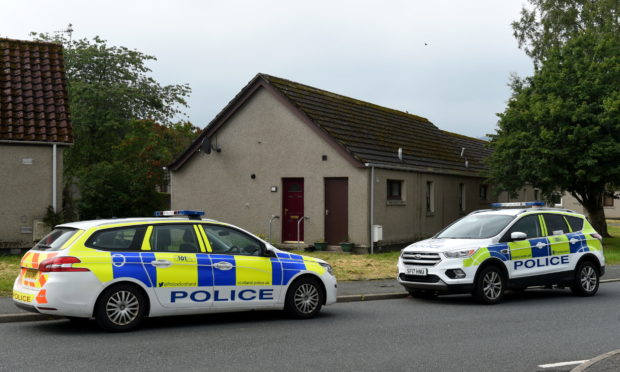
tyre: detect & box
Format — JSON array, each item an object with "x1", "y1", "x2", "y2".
[
  {"x1": 570, "y1": 261, "x2": 599, "y2": 297},
  {"x1": 95, "y1": 284, "x2": 146, "y2": 332},
  {"x1": 407, "y1": 289, "x2": 437, "y2": 299},
  {"x1": 285, "y1": 277, "x2": 324, "y2": 319},
  {"x1": 473, "y1": 266, "x2": 505, "y2": 304}
]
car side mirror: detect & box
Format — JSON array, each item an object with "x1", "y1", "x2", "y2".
[
  {"x1": 511, "y1": 232, "x2": 527, "y2": 241},
  {"x1": 264, "y1": 247, "x2": 277, "y2": 258}
]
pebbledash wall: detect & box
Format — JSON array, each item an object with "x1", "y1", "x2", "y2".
[
  {"x1": 372, "y1": 168, "x2": 495, "y2": 245},
  {"x1": 171, "y1": 87, "x2": 369, "y2": 245},
  {"x1": 0, "y1": 143, "x2": 64, "y2": 250}
]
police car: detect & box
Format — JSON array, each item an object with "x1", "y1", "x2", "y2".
[
  {"x1": 13, "y1": 211, "x2": 337, "y2": 331},
  {"x1": 397, "y1": 202, "x2": 605, "y2": 304}
]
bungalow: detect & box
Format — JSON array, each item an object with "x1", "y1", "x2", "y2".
[
  {"x1": 0, "y1": 38, "x2": 72, "y2": 252},
  {"x1": 169, "y1": 74, "x2": 506, "y2": 251}
]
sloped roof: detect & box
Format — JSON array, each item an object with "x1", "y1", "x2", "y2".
[
  {"x1": 170, "y1": 73, "x2": 489, "y2": 176},
  {"x1": 0, "y1": 38, "x2": 72, "y2": 144}
]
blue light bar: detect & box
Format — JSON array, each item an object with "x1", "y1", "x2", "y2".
[
  {"x1": 490, "y1": 202, "x2": 545, "y2": 208},
  {"x1": 154, "y1": 210, "x2": 205, "y2": 220}
]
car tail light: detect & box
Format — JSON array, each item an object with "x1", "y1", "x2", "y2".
[
  {"x1": 590, "y1": 233, "x2": 603, "y2": 241},
  {"x1": 39, "y1": 256, "x2": 89, "y2": 272}
]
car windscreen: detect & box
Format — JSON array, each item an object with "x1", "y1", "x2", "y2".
[
  {"x1": 32, "y1": 228, "x2": 79, "y2": 251},
  {"x1": 436, "y1": 214, "x2": 515, "y2": 239}
]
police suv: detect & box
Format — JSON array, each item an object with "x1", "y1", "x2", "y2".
[
  {"x1": 397, "y1": 202, "x2": 605, "y2": 304},
  {"x1": 13, "y1": 211, "x2": 337, "y2": 331}
]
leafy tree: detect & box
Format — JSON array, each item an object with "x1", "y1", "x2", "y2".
[
  {"x1": 31, "y1": 33, "x2": 195, "y2": 219},
  {"x1": 489, "y1": 0, "x2": 619, "y2": 236},
  {"x1": 78, "y1": 120, "x2": 200, "y2": 219}
]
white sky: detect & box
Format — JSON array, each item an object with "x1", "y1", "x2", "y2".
[{"x1": 1, "y1": 0, "x2": 533, "y2": 138}]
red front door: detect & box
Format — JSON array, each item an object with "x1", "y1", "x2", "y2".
[{"x1": 282, "y1": 178, "x2": 304, "y2": 242}]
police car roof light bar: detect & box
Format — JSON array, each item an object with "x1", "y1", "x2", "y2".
[
  {"x1": 490, "y1": 201, "x2": 545, "y2": 208},
  {"x1": 154, "y1": 210, "x2": 205, "y2": 220}
]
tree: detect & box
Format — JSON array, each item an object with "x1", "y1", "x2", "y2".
[
  {"x1": 488, "y1": 0, "x2": 620, "y2": 236},
  {"x1": 78, "y1": 120, "x2": 200, "y2": 219},
  {"x1": 31, "y1": 33, "x2": 195, "y2": 218}
]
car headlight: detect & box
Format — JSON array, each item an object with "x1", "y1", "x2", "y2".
[
  {"x1": 444, "y1": 249, "x2": 477, "y2": 258},
  {"x1": 319, "y1": 262, "x2": 334, "y2": 276}
]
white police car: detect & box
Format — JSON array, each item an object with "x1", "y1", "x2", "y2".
[
  {"x1": 13, "y1": 211, "x2": 337, "y2": 331},
  {"x1": 397, "y1": 202, "x2": 605, "y2": 304}
]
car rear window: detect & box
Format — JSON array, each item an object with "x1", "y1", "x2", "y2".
[
  {"x1": 564, "y1": 215, "x2": 584, "y2": 232},
  {"x1": 33, "y1": 228, "x2": 79, "y2": 251},
  {"x1": 543, "y1": 214, "x2": 569, "y2": 235},
  {"x1": 86, "y1": 226, "x2": 146, "y2": 251}
]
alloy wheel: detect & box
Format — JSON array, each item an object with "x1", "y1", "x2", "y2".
[
  {"x1": 106, "y1": 290, "x2": 140, "y2": 326},
  {"x1": 294, "y1": 283, "x2": 320, "y2": 314}
]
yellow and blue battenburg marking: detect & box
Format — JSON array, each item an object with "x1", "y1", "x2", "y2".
[{"x1": 101, "y1": 251, "x2": 321, "y2": 288}]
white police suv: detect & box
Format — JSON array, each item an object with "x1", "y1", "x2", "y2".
[
  {"x1": 398, "y1": 202, "x2": 605, "y2": 304},
  {"x1": 13, "y1": 211, "x2": 337, "y2": 331}
]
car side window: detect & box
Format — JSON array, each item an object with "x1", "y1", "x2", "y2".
[
  {"x1": 564, "y1": 215, "x2": 584, "y2": 232},
  {"x1": 503, "y1": 215, "x2": 541, "y2": 241},
  {"x1": 150, "y1": 224, "x2": 199, "y2": 253},
  {"x1": 202, "y1": 225, "x2": 263, "y2": 256},
  {"x1": 543, "y1": 214, "x2": 569, "y2": 236},
  {"x1": 87, "y1": 226, "x2": 145, "y2": 251}
]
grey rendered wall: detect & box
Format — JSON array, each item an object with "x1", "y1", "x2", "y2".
[
  {"x1": 562, "y1": 193, "x2": 620, "y2": 219},
  {"x1": 171, "y1": 87, "x2": 369, "y2": 245},
  {"x1": 0, "y1": 144, "x2": 64, "y2": 250},
  {"x1": 372, "y1": 169, "x2": 495, "y2": 245}
]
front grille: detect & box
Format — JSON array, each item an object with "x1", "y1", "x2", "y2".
[
  {"x1": 401, "y1": 251, "x2": 441, "y2": 266},
  {"x1": 399, "y1": 273, "x2": 441, "y2": 283}
]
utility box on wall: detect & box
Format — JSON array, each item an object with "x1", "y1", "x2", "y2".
[{"x1": 373, "y1": 225, "x2": 383, "y2": 242}]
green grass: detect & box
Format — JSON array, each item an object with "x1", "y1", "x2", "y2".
[
  {"x1": 294, "y1": 250, "x2": 400, "y2": 281},
  {"x1": 0, "y1": 255, "x2": 21, "y2": 297},
  {"x1": 603, "y1": 221, "x2": 620, "y2": 265}
]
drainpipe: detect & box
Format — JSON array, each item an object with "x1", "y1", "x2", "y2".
[
  {"x1": 52, "y1": 144, "x2": 57, "y2": 212},
  {"x1": 369, "y1": 164, "x2": 375, "y2": 254}
]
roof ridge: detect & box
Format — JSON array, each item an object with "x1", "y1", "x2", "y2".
[
  {"x1": 441, "y1": 129, "x2": 488, "y2": 143},
  {"x1": 259, "y1": 73, "x2": 432, "y2": 125},
  {"x1": 0, "y1": 37, "x2": 63, "y2": 47}
]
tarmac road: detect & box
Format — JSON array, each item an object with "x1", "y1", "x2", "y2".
[{"x1": 1, "y1": 282, "x2": 619, "y2": 372}]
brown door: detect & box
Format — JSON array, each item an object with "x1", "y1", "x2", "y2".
[
  {"x1": 325, "y1": 178, "x2": 348, "y2": 244},
  {"x1": 282, "y1": 178, "x2": 304, "y2": 242}
]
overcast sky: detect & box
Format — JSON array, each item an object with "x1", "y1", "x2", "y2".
[{"x1": 2, "y1": 0, "x2": 533, "y2": 138}]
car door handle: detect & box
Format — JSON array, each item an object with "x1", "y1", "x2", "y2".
[
  {"x1": 151, "y1": 259, "x2": 172, "y2": 268},
  {"x1": 214, "y1": 261, "x2": 233, "y2": 271}
]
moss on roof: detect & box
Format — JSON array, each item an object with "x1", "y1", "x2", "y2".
[{"x1": 261, "y1": 74, "x2": 486, "y2": 175}]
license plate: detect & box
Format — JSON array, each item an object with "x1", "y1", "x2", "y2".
[
  {"x1": 406, "y1": 267, "x2": 427, "y2": 276},
  {"x1": 24, "y1": 269, "x2": 38, "y2": 280},
  {"x1": 13, "y1": 291, "x2": 34, "y2": 303}
]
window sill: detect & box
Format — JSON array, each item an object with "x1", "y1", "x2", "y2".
[{"x1": 387, "y1": 200, "x2": 406, "y2": 206}]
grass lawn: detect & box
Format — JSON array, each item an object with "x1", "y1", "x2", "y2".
[
  {"x1": 0, "y1": 255, "x2": 21, "y2": 297},
  {"x1": 603, "y1": 221, "x2": 620, "y2": 265},
  {"x1": 293, "y1": 250, "x2": 400, "y2": 281}
]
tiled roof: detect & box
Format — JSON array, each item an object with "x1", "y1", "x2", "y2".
[
  {"x1": 0, "y1": 38, "x2": 72, "y2": 144},
  {"x1": 170, "y1": 73, "x2": 490, "y2": 176},
  {"x1": 262, "y1": 74, "x2": 487, "y2": 175}
]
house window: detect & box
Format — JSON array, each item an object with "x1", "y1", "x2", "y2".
[
  {"x1": 604, "y1": 193, "x2": 615, "y2": 207},
  {"x1": 534, "y1": 189, "x2": 540, "y2": 201},
  {"x1": 479, "y1": 185, "x2": 488, "y2": 201},
  {"x1": 387, "y1": 180, "x2": 403, "y2": 201},
  {"x1": 459, "y1": 183, "x2": 466, "y2": 212},
  {"x1": 426, "y1": 181, "x2": 434, "y2": 213}
]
